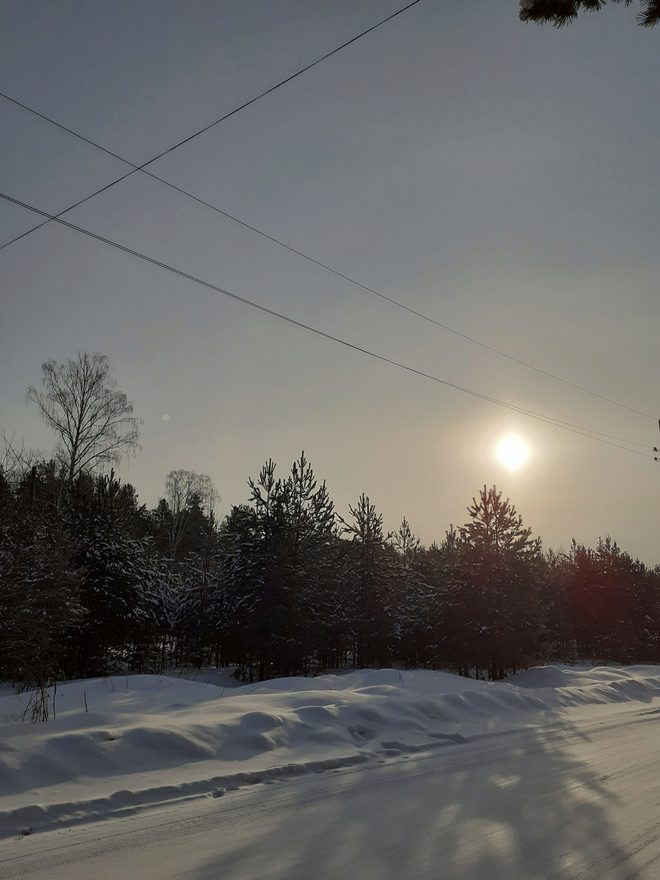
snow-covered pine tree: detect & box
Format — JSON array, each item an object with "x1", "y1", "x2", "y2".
[
  {"x1": 457, "y1": 485, "x2": 545, "y2": 679},
  {"x1": 0, "y1": 474, "x2": 83, "y2": 713},
  {"x1": 341, "y1": 494, "x2": 394, "y2": 667},
  {"x1": 216, "y1": 502, "x2": 265, "y2": 678},
  {"x1": 282, "y1": 452, "x2": 338, "y2": 672},
  {"x1": 68, "y1": 471, "x2": 151, "y2": 674},
  {"x1": 391, "y1": 518, "x2": 436, "y2": 667}
]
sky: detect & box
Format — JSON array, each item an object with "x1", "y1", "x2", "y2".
[{"x1": 0, "y1": 0, "x2": 658, "y2": 561}]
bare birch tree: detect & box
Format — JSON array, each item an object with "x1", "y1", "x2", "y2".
[
  {"x1": 27, "y1": 353, "x2": 140, "y2": 484},
  {"x1": 0, "y1": 431, "x2": 40, "y2": 485},
  {"x1": 164, "y1": 469, "x2": 218, "y2": 560}
]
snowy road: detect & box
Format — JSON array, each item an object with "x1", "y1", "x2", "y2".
[{"x1": 3, "y1": 704, "x2": 660, "y2": 880}]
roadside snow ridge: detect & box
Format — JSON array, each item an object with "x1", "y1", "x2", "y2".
[{"x1": 1, "y1": 665, "x2": 659, "y2": 839}]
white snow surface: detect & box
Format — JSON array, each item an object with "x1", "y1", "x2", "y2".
[
  {"x1": 1, "y1": 664, "x2": 659, "y2": 839},
  {"x1": 2, "y1": 664, "x2": 660, "y2": 878}
]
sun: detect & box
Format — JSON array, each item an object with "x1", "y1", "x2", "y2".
[{"x1": 495, "y1": 433, "x2": 530, "y2": 471}]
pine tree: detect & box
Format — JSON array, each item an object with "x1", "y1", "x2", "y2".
[
  {"x1": 0, "y1": 479, "x2": 83, "y2": 709},
  {"x1": 458, "y1": 486, "x2": 545, "y2": 679},
  {"x1": 282, "y1": 453, "x2": 338, "y2": 671},
  {"x1": 519, "y1": 0, "x2": 660, "y2": 28},
  {"x1": 68, "y1": 471, "x2": 149, "y2": 674},
  {"x1": 564, "y1": 538, "x2": 660, "y2": 663},
  {"x1": 391, "y1": 519, "x2": 436, "y2": 666},
  {"x1": 341, "y1": 494, "x2": 394, "y2": 667}
]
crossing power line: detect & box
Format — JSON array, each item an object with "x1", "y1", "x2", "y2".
[
  {"x1": 0, "y1": 189, "x2": 653, "y2": 460},
  {"x1": 0, "y1": 82, "x2": 654, "y2": 422},
  {"x1": 0, "y1": 0, "x2": 426, "y2": 252}
]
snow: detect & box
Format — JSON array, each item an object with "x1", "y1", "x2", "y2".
[{"x1": 2, "y1": 665, "x2": 660, "y2": 877}]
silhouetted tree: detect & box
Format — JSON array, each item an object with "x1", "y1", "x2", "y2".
[
  {"x1": 563, "y1": 537, "x2": 660, "y2": 663},
  {"x1": 341, "y1": 494, "x2": 393, "y2": 667},
  {"x1": 163, "y1": 469, "x2": 218, "y2": 561},
  {"x1": 27, "y1": 353, "x2": 140, "y2": 485},
  {"x1": 0, "y1": 468, "x2": 83, "y2": 700},
  {"x1": 458, "y1": 486, "x2": 545, "y2": 679},
  {"x1": 391, "y1": 519, "x2": 436, "y2": 666},
  {"x1": 68, "y1": 471, "x2": 149, "y2": 674},
  {"x1": 520, "y1": 0, "x2": 660, "y2": 27},
  {"x1": 2, "y1": 416, "x2": 660, "y2": 701}
]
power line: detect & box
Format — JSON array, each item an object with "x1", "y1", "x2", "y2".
[
  {"x1": 0, "y1": 0, "x2": 426, "y2": 253},
  {"x1": 1, "y1": 90, "x2": 654, "y2": 423},
  {"x1": 0, "y1": 190, "x2": 652, "y2": 460}
]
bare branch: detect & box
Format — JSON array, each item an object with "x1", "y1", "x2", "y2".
[
  {"x1": 164, "y1": 469, "x2": 218, "y2": 558},
  {"x1": 0, "y1": 431, "x2": 42, "y2": 483},
  {"x1": 26, "y1": 352, "x2": 141, "y2": 483}
]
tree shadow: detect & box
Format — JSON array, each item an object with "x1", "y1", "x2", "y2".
[{"x1": 188, "y1": 706, "x2": 632, "y2": 880}]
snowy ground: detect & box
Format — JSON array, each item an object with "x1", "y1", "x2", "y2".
[{"x1": 2, "y1": 665, "x2": 660, "y2": 878}]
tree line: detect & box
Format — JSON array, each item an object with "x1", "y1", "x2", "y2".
[{"x1": 1, "y1": 353, "x2": 659, "y2": 699}]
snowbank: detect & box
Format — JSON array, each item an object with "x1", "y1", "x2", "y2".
[{"x1": 1, "y1": 665, "x2": 659, "y2": 840}]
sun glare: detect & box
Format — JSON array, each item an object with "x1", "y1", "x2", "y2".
[{"x1": 495, "y1": 434, "x2": 530, "y2": 471}]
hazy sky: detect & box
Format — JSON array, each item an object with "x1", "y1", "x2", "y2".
[{"x1": 1, "y1": 1, "x2": 658, "y2": 561}]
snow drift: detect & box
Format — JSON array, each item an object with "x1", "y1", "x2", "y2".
[{"x1": 1, "y1": 665, "x2": 660, "y2": 840}]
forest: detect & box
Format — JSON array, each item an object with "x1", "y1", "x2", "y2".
[{"x1": 1, "y1": 354, "x2": 659, "y2": 690}]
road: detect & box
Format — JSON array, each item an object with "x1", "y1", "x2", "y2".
[{"x1": 2, "y1": 705, "x2": 660, "y2": 880}]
